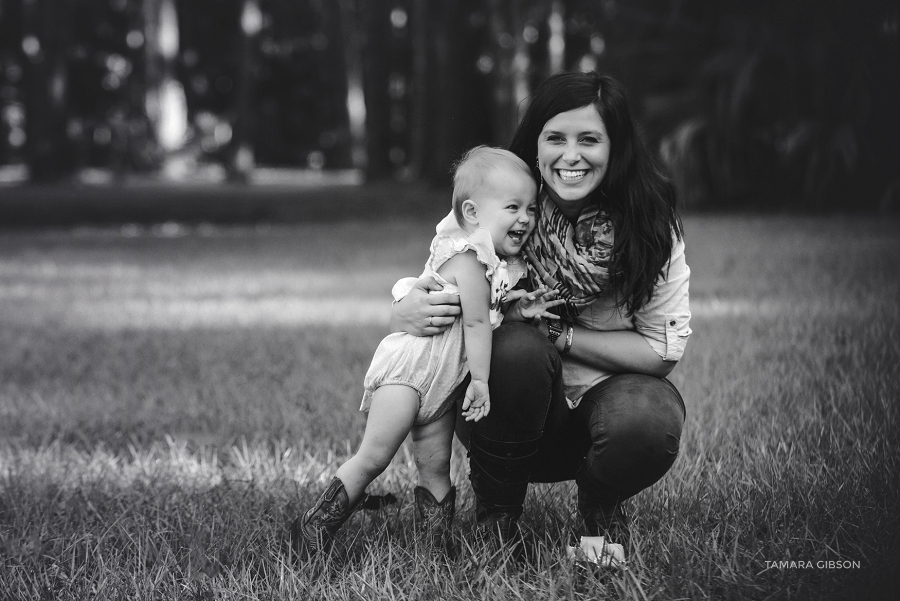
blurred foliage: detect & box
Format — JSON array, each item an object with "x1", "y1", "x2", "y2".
[
  {"x1": 0, "y1": 0, "x2": 897, "y2": 210},
  {"x1": 175, "y1": 0, "x2": 352, "y2": 170}
]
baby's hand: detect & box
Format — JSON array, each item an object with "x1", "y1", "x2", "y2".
[
  {"x1": 512, "y1": 286, "x2": 566, "y2": 321},
  {"x1": 462, "y1": 379, "x2": 490, "y2": 422}
]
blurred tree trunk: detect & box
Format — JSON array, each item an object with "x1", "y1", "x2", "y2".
[
  {"x1": 227, "y1": 0, "x2": 262, "y2": 182},
  {"x1": 141, "y1": 0, "x2": 166, "y2": 165},
  {"x1": 144, "y1": 0, "x2": 188, "y2": 160},
  {"x1": 547, "y1": 0, "x2": 565, "y2": 74},
  {"x1": 423, "y1": 0, "x2": 459, "y2": 183},
  {"x1": 407, "y1": 0, "x2": 483, "y2": 185},
  {"x1": 335, "y1": 0, "x2": 366, "y2": 170},
  {"x1": 358, "y1": 0, "x2": 392, "y2": 181},
  {"x1": 407, "y1": 0, "x2": 429, "y2": 180},
  {"x1": 21, "y1": 0, "x2": 71, "y2": 182},
  {"x1": 486, "y1": 0, "x2": 528, "y2": 146}
]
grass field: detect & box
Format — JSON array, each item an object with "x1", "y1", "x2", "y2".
[{"x1": 1, "y1": 209, "x2": 898, "y2": 599}]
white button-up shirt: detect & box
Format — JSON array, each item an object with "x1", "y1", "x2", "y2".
[{"x1": 563, "y1": 233, "x2": 691, "y2": 403}]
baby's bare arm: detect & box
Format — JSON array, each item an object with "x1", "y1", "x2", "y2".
[{"x1": 437, "y1": 251, "x2": 492, "y2": 421}]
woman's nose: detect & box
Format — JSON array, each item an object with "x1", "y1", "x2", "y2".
[{"x1": 563, "y1": 143, "x2": 581, "y2": 163}]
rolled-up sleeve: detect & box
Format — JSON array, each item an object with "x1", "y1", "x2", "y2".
[{"x1": 633, "y1": 235, "x2": 691, "y2": 362}]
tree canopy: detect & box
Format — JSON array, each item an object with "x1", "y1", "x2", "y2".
[{"x1": 0, "y1": 0, "x2": 897, "y2": 210}]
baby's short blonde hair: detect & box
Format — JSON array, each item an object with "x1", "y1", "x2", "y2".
[{"x1": 451, "y1": 146, "x2": 534, "y2": 226}]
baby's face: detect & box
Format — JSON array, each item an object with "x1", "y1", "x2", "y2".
[{"x1": 470, "y1": 167, "x2": 538, "y2": 256}]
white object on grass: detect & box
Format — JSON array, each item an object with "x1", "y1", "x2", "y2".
[{"x1": 565, "y1": 536, "x2": 627, "y2": 569}]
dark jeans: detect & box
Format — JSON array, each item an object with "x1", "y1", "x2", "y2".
[{"x1": 455, "y1": 321, "x2": 685, "y2": 512}]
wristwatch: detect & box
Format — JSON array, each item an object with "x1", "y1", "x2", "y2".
[{"x1": 545, "y1": 319, "x2": 563, "y2": 344}]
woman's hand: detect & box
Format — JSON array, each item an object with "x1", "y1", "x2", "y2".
[{"x1": 389, "y1": 275, "x2": 461, "y2": 336}]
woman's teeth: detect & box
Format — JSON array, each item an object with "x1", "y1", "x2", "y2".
[{"x1": 558, "y1": 169, "x2": 586, "y2": 181}]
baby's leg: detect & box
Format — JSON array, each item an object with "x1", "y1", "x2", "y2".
[
  {"x1": 412, "y1": 408, "x2": 455, "y2": 502},
  {"x1": 335, "y1": 385, "x2": 419, "y2": 505}
]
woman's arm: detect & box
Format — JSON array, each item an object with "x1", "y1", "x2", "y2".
[
  {"x1": 389, "y1": 275, "x2": 462, "y2": 335},
  {"x1": 539, "y1": 321, "x2": 677, "y2": 378},
  {"x1": 550, "y1": 232, "x2": 691, "y2": 378}
]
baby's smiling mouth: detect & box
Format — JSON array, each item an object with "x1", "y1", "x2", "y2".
[
  {"x1": 557, "y1": 169, "x2": 588, "y2": 182},
  {"x1": 507, "y1": 229, "x2": 528, "y2": 244}
]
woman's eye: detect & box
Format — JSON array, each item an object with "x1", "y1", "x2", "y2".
[{"x1": 581, "y1": 136, "x2": 599, "y2": 144}]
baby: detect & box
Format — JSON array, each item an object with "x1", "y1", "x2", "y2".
[{"x1": 290, "y1": 146, "x2": 561, "y2": 559}]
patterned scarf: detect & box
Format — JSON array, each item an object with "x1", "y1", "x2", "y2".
[{"x1": 524, "y1": 191, "x2": 615, "y2": 318}]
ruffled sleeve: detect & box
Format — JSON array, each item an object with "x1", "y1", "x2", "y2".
[{"x1": 429, "y1": 227, "x2": 502, "y2": 282}]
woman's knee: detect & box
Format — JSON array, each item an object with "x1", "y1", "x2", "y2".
[
  {"x1": 580, "y1": 375, "x2": 685, "y2": 496},
  {"x1": 587, "y1": 375, "x2": 683, "y2": 439}
]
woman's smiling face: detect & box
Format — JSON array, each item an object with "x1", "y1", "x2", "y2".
[{"x1": 537, "y1": 104, "x2": 611, "y2": 212}]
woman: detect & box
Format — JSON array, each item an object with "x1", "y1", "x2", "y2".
[{"x1": 392, "y1": 71, "x2": 690, "y2": 558}]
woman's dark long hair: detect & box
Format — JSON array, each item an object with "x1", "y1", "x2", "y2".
[{"x1": 509, "y1": 71, "x2": 683, "y2": 316}]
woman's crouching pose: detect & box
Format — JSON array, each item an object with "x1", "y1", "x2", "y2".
[{"x1": 392, "y1": 71, "x2": 691, "y2": 562}]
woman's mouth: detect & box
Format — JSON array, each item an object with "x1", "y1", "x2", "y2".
[{"x1": 557, "y1": 169, "x2": 588, "y2": 182}]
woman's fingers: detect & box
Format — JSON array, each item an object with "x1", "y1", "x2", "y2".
[
  {"x1": 405, "y1": 288, "x2": 458, "y2": 334},
  {"x1": 428, "y1": 314, "x2": 456, "y2": 328},
  {"x1": 421, "y1": 293, "x2": 460, "y2": 332},
  {"x1": 427, "y1": 292, "x2": 462, "y2": 310}
]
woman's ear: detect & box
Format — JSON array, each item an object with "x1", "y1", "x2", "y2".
[{"x1": 461, "y1": 199, "x2": 479, "y2": 226}]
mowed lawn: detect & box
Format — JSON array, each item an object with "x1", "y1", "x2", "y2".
[{"x1": 0, "y1": 212, "x2": 898, "y2": 600}]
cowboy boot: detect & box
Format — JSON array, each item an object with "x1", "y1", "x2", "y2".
[
  {"x1": 290, "y1": 477, "x2": 360, "y2": 561},
  {"x1": 414, "y1": 486, "x2": 456, "y2": 556}
]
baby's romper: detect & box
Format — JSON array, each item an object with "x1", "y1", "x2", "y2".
[{"x1": 360, "y1": 213, "x2": 525, "y2": 425}]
